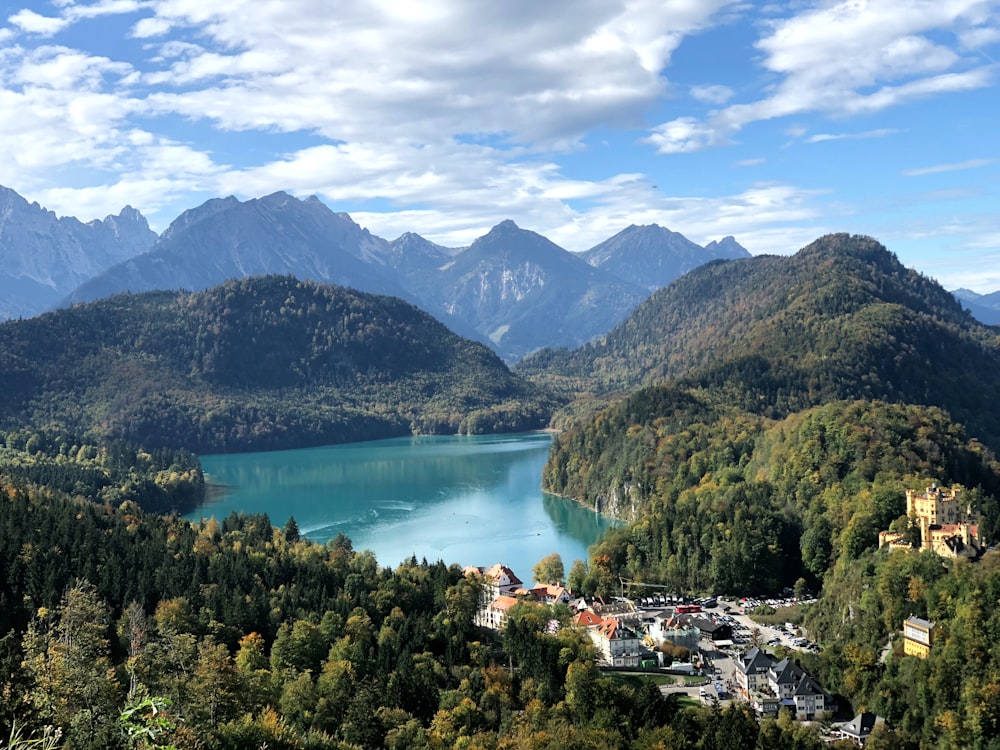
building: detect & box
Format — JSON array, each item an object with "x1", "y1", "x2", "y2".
[
  {"x1": 791, "y1": 674, "x2": 833, "y2": 720},
  {"x1": 879, "y1": 484, "x2": 982, "y2": 559},
  {"x1": 735, "y1": 647, "x2": 775, "y2": 698},
  {"x1": 768, "y1": 657, "x2": 805, "y2": 705},
  {"x1": 466, "y1": 562, "x2": 527, "y2": 629},
  {"x1": 647, "y1": 612, "x2": 700, "y2": 653},
  {"x1": 477, "y1": 594, "x2": 520, "y2": 630},
  {"x1": 574, "y1": 610, "x2": 604, "y2": 628},
  {"x1": 906, "y1": 484, "x2": 976, "y2": 529},
  {"x1": 836, "y1": 712, "x2": 885, "y2": 746},
  {"x1": 684, "y1": 614, "x2": 733, "y2": 643},
  {"x1": 464, "y1": 562, "x2": 523, "y2": 602},
  {"x1": 903, "y1": 616, "x2": 935, "y2": 658},
  {"x1": 735, "y1": 648, "x2": 833, "y2": 719},
  {"x1": 529, "y1": 583, "x2": 571, "y2": 605},
  {"x1": 588, "y1": 617, "x2": 642, "y2": 667}
]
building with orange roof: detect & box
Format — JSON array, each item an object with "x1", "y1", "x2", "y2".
[
  {"x1": 529, "y1": 583, "x2": 571, "y2": 605},
  {"x1": 579, "y1": 615, "x2": 641, "y2": 667},
  {"x1": 476, "y1": 594, "x2": 521, "y2": 631},
  {"x1": 466, "y1": 563, "x2": 530, "y2": 630},
  {"x1": 574, "y1": 610, "x2": 603, "y2": 628}
]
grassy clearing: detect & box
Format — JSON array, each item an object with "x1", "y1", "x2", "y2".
[
  {"x1": 748, "y1": 602, "x2": 809, "y2": 627},
  {"x1": 606, "y1": 671, "x2": 678, "y2": 688}
]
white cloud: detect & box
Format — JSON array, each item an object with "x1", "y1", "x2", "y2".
[
  {"x1": 959, "y1": 25, "x2": 1000, "y2": 49},
  {"x1": 8, "y1": 9, "x2": 70, "y2": 35},
  {"x1": 9, "y1": 1, "x2": 144, "y2": 36},
  {"x1": 648, "y1": 0, "x2": 998, "y2": 153},
  {"x1": 647, "y1": 117, "x2": 727, "y2": 153},
  {"x1": 131, "y1": 16, "x2": 171, "y2": 38},
  {"x1": 902, "y1": 157, "x2": 997, "y2": 176},
  {"x1": 126, "y1": 0, "x2": 736, "y2": 146},
  {"x1": 807, "y1": 128, "x2": 898, "y2": 143},
  {"x1": 690, "y1": 84, "x2": 734, "y2": 104}
]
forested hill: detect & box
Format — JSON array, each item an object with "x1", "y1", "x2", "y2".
[
  {"x1": 518, "y1": 233, "x2": 1000, "y2": 449},
  {"x1": 0, "y1": 275, "x2": 553, "y2": 453}
]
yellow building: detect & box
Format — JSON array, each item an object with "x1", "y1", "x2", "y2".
[
  {"x1": 880, "y1": 484, "x2": 982, "y2": 559},
  {"x1": 906, "y1": 484, "x2": 976, "y2": 532},
  {"x1": 903, "y1": 616, "x2": 934, "y2": 658}
]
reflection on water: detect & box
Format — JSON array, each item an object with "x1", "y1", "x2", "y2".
[{"x1": 189, "y1": 433, "x2": 617, "y2": 576}]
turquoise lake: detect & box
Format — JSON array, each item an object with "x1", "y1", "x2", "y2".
[{"x1": 188, "y1": 432, "x2": 617, "y2": 580}]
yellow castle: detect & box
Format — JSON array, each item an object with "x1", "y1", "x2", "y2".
[{"x1": 878, "y1": 484, "x2": 982, "y2": 559}]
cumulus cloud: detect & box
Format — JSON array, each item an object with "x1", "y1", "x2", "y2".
[
  {"x1": 8, "y1": 9, "x2": 70, "y2": 36},
  {"x1": 648, "y1": 0, "x2": 999, "y2": 153},
  {"x1": 121, "y1": 0, "x2": 738, "y2": 147}
]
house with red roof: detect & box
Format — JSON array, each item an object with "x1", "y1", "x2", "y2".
[
  {"x1": 476, "y1": 594, "x2": 521, "y2": 630},
  {"x1": 576, "y1": 614, "x2": 641, "y2": 667},
  {"x1": 529, "y1": 583, "x2": 571, "y2": 605}
]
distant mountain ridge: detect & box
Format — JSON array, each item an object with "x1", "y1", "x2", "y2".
[
  {"x1": 65, "y1": 192, "x2": 411, "y2": 307},
  {"x1": 421, "y1": 220, "x2": 648, "y2": 360},
  {"x1": 582, "y1": 224, "x2": 749, "y2": 291},
  {"x1": 952, "y1": 287, "x2": 1000, "y2": 326},
  {"x1": 2, "y1": 185, "x2": 749, "y2": 360},
  {"x1": 0, "y1": 186, "x2": 156, "y2": 319}
]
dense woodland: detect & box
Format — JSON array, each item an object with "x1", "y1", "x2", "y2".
[
  {"x1": 518, "y1": 235, "x2": 1000, "y2": 448},
  {"x1": 0, "y1": 276, "x2": 553, "y2": 453},
  {"x1": 1, "y1": 464, "x2": 841, "y2": 750},
  {"x1": 4, "y1": 235, "x2": 1000, "y2": 748}
]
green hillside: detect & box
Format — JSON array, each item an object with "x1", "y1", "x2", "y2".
[
  {"x1": 549, "y1": 393, "x2": 1000, "y2": 593},
  {"x1": 535, "y1": 234, "x2": 1000, "y2": 746},
  {"x1": 519, "y1": 234, "x2": 1000, "y2": 448},
  {"x1": 0, "y1": 276, "x2": 553, "y2": 453}
]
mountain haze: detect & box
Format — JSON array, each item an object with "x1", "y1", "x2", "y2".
[
  {"x1": 0, "y1": 186, "x2": 155, "y2": 319},
  {"x1": 582, "y1": 223, "x2": 750, "y2": 291},
  {"x1": 953, "y1": 287, "x2": 1000, "y2": 326}
]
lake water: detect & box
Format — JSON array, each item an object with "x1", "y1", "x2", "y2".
[{"x1": 188, "y1": 432, "x2": 616, "y2": 581}]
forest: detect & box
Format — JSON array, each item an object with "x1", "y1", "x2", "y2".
[
  {"x1": 530, "y1": 238, "x2": 1000, "y2": 748},
  {"x1": 517, "y1": 234, "x2": 1000, "y2": 448},
  {"x1": 0, "y1": 276, "x2": 554, "y2": 453},
  {"x1": 1, "y1": 463, "x2": 844, "y2": 750}
]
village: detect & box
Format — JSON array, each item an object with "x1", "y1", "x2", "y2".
[{"x1": 462, "y1": 484, "x2": 969, "y2": 747}]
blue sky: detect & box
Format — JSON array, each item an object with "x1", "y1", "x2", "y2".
[{"x1": 2, "y1": 0, "x2": 999, "y2": 291}]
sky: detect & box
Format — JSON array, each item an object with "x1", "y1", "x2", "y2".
[{"x1": 2, "y1": 1, "x2": 999, "y2": 292}]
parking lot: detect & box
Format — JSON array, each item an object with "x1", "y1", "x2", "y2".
[{"x1": 631, "y1": 592, "x2": 821, "y2": 660}]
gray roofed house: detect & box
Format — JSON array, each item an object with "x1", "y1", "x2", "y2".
[
  {"x1": 792, "y1": 674, "x2": 833, "y2": 720},
  {"x1": 769, "y1": 657, "x2": 806, "y2": 703},
  {"x1": 683, "y1": 614, "x2": 733, "y2": 642},
  {"x1": 735, "y1": 647, "x2": 774, "y2": 697},
  {"x1": 836, "y1": 711, "x2": 885, "y2": 746}
]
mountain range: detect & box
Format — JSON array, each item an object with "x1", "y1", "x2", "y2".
[
  {"x1": 953, "y1": 287, "x2": 1000, "y2": 325},
  {"x1": 0, "y1": 186, "x2": 156, "y2": 320},
  {"x1": 1, "y1": 186, "x2": 749, "y2": 361}
]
